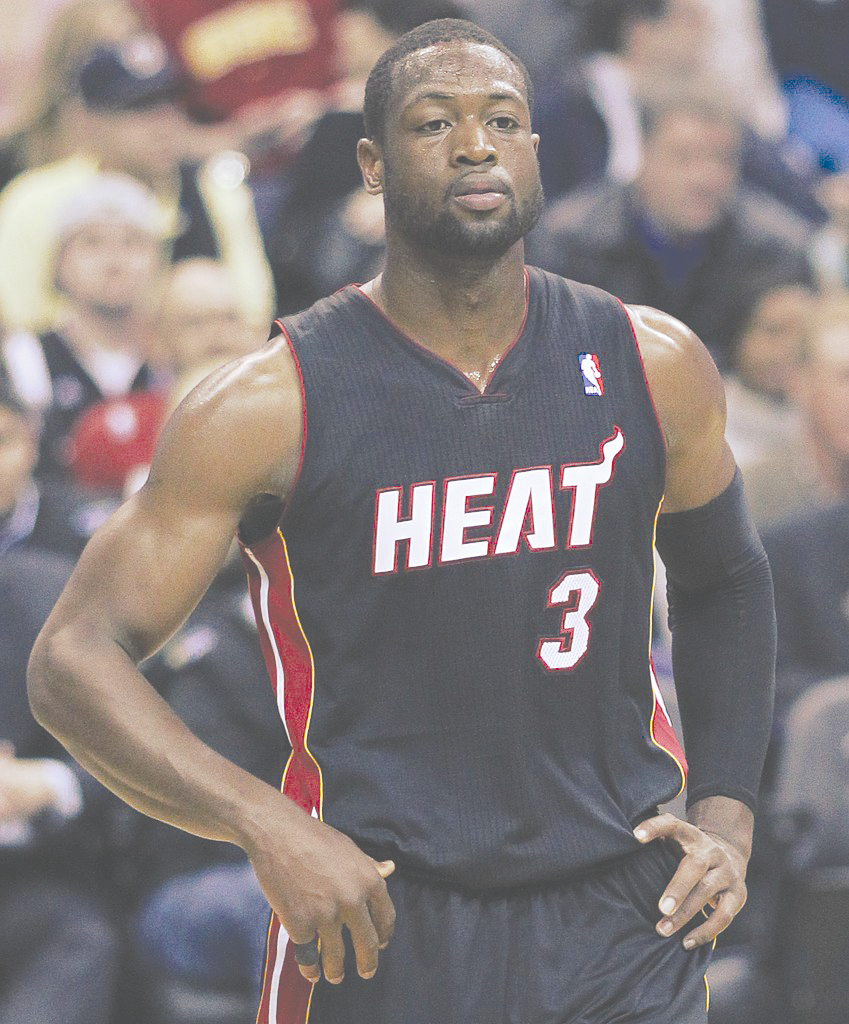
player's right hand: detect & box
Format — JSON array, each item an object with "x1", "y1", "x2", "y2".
[{"x1": 245, "y1": 802, "x2": 396, "y2": 985}]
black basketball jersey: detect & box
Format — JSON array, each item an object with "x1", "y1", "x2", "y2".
[{"x1": 242, "y1": 267, "x2": 685, "y2": 890}]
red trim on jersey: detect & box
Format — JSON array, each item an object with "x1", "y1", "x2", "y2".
[
  {"x1": 646, "y1": 498, "x2": 687, "y2": 791},
  {"x1": 616, "y1": 300, "x2": 669, "y2": 459},
  {"x1": 241, "y1": 529, "x2": 321, "y2": 1024},
  {"x1": 649, "y1": 657, "x2": 688, "y2": 782},
  {"x1": 274, "y1": 320, "x2": 308, "y2": 517}
]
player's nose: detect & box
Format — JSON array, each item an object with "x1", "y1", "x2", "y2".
[{"x1": 452, "y1": 119, "x2": 497, "y2": 166}]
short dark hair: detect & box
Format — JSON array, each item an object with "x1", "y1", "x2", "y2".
[{"x1": 363, "y1": 18, "x2": 534, "y2": 145}]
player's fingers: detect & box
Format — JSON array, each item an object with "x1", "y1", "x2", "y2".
[
  {"x1": 374, "y1": 859, "x2": 395, "y2": 879},
  {"x1": 680, "y1": 890, "x2": 744, "y2": 949},
  {"x1": 656, "y1": 870, "x2": 724, "y2": 937},
  {"x1": 318, "y1": 926, "x2": 346, "y2": 985},
  {"x1": 367, "y1": 866, "x2": 397, "y2": 949},
  {"x1": 346, "y1": 905, "x2": 381, "y2": 979},
  {"x1": 292, "y1": 938, "x2": 321, "y2": 983},
  {"x1": 655, "y1": 847, "x2": 716, "y2": 923},
  {"x1": 634, "y1": 812, "x2": 698, "y2": 846}
]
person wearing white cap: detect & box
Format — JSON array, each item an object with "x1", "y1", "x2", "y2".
[
  {"x1": 13, "y1": 172, "x2": 167, "y2": 481},
  {"x1": 0, "y1": 32, "x2": 274, "y2": 336}
]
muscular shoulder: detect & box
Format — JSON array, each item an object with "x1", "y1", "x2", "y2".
[
  {"x1": 625, "y1": 305, "x2": 735, "y2": 513},
  {"x1": 147, "y1": 336, "x2": 302, "y2": 513}
]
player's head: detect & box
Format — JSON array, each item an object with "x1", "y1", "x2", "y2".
[
  {"x1": 358, "y1": 19, "x2": 543, "y2": 260},
  {"x1": 363, "y1": 19, "x2": 533, "y2": 147}
]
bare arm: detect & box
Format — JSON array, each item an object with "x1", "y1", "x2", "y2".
[
  {"x1": 29, "y1": 341, "x2": 299, "y2": 834},
  {"x1": 627, "y1": 305, "x2": 774, "y2": 948},
  {"x1": 627, "y1": 304, "x2": 736, "y2": 513},
  {"x1": 28, "y1": 339, "x2": 394, "y2": 983}
]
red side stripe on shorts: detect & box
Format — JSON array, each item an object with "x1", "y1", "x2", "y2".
[{"x1": 242, "y1": 530, "x2": 322, "y2": 1024}]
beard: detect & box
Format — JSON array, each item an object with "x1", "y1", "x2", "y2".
[{"x1": 382, "y1": 171, "x2": 544, "y2": 260}]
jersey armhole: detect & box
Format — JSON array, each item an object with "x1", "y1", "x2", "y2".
[
  {"x1": 274, "y1": 319, "x2": 308, "y2": 532},
  {"x1": 237, "y1": 320, "x2": 307, "y2": 548},
  {"x1": 615, "y1": 299, "x2": 669, "y2": 459}
]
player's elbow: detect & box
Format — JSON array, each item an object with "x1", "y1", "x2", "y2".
[{"x1": 27, "y1": 624, "x2": 82, "y2": 736}]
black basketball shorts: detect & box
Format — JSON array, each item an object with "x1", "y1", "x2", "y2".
[{"x1": 260, "y1": 840, "x2": 711, "y2": 1024}]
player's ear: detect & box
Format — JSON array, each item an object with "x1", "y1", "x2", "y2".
[{"x1": 357, "y1": 138, "x2": 384, "y2": 195}]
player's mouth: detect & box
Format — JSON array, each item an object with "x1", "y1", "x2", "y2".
[{"x1": 452, "y1": 175, "x2": 510, "y2": 211}]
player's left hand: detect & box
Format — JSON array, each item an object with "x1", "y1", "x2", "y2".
[{"x1": 633, "y1": 812, "x2": 748, "y2": 950}]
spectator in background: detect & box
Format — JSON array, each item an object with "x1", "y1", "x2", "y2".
[
  {"x1": 2, "y1": 173, "x2": 167, "y2": 482},
  {"x1": 133, "y1": 0, "x2": 340, "y2": 237},
  {"x1": 762, "y1": 501, "x2": 849, "y2": 723},
  {"x1": 0, "y1": 544, "x2": 118, "y2": 1024},
  {"x1": 530, "y1": 90, "x2": 814, "y2": 371},
  {"x1": 743, "y1": 290, "x2": 849, "y2": 527},
  {"x1": 723, "y1": 284, "x2": 815, "y2": 470},
  {"x1": 0, "y1": 0, "x2": 143, "y2": 191},
  {"x1": 534, "y1": 0, "x2": 705, "y2": 201},
  {"x1": 0, "y1": 31, "x2": 273, "y2": 335},
  {"x1": 810, "y1": 169, "x2": 849, "y2": 290},
  {"x1": 134, "y1": 0, "x2": 338, "y2": 127},
  {"x1": 532, "y1": 0, "x2": 824, "y2": 222},
  {"x1": 93, "y1": 257, "x2": 268, "y2": 498},
  {"x1": 154, "y1": 257, "x2": 268, "y2": 409},
  {"x1": 0, "y1": 372, "x2": 96, "y2": 558},
  {"x1": 69, "y1": 256, "x2": 268, "y2": 498}
]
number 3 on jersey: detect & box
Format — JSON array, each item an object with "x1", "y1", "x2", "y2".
[{"x1": 537, "y1": 569, "x2": 600, "y2": 671}]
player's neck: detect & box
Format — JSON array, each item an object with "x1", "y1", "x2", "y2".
[{"x1": 370, "y1": 240, "x2": 528, "y2": 387}]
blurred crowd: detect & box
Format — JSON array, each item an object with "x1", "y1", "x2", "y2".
[{"x1": 1, "y1": 1, "x2": 849, "y2": 1023}]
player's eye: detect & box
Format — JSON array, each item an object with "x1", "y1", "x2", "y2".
[
  {"x1": 418, "y1": 118, "x2": 451, "y2": 133},
  {"x1": 489, "y1": 115, "x2": 519, "y2": 131}
]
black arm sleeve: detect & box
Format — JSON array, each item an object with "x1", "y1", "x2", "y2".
[{"x1": 655, "y1": 470, "x2": 776, "y2": 813}]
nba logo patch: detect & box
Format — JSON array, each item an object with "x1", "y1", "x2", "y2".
[{"x1": 579, "y1": 353, "x2": 604, "y2": 396}]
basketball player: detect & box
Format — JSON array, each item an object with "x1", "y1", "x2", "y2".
[{"x1": 28, "y1": 20, "x2": 775, "y2": 1024}]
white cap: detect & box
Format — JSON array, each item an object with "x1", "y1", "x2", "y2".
[{"x1": 55, "y1": 173, "x2": 166, "y2": 244}]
